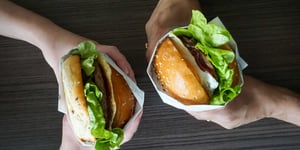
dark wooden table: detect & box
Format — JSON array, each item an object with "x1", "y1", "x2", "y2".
[{"x1": 1, "y1": 0, "x2": 300, "y2": 149}]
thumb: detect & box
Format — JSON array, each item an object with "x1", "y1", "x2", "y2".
[{"x1": 122, "y1": 110, "x2": 143, "y2": 144}]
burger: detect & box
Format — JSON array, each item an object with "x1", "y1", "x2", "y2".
[
  {"x1": 61, "y1": 41, "x2": 136, "y2": 150},
  {"x1": 152, "y1": 10, "x2": 242, "y2": 105}
]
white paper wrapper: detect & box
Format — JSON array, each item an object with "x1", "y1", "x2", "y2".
[
  {"x1": 58, "y1": 51, "x2": 144, "y2": 147},
  {"x1": 147, "y1": 17, "x2": 247, "y2": 112}
]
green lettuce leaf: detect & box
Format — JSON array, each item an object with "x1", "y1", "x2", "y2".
[
  {"x1": 72, "y1": 41, "x2": 124, "y2": 150},
  {"x1": 71, "y1": 41, "x2": 98, "y2": 76},
  {"x1": 190, "y1": 10, "x2": 207, "y2": 27},
  {"x1": 85, "y1": 82, "x2": 123, "y2": 150},
  {"x1": 172, "y1": 28, "x2": 192, "y2": 38},
  {"x1": 190, "y1": 10, "x2": 232, "y2": 47},
  {"x1": 173, "y1": 10, "x2": 241, "y2": 105}
]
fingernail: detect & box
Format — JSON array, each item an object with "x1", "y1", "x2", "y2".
[{"x1": 124, "y1": 66, "x2": 129, "y2": 74}]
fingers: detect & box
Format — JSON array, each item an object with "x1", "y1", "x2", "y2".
[
  {"x1": 60, "y1": 115, "x2": 94, "y2": 150},
  {"x1": 186, "y1": 108, "x2": 240, "y2": 129},
  {"x1": 122, "y1": 110, "x2": 143, "y2": 144},
  {"x1": 97, "y1": 44, "x2": 136, "y2": 82}
]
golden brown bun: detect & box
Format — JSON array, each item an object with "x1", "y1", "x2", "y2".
[
  {"x1": 62, "y1": 55, "x2": 96, "y2": 142},
  {"x1": 154, "y1": 37, "x2": 209, "y2": 105},
  {"x1": 111, "y1": 67, "x2": 136, "y2": 128},
  {"x1": 97, "y1": 54, "x2": 136, "y2": 129},
  {"x1": 62, "y1": 53, "x2": 136, "y2": 143}
]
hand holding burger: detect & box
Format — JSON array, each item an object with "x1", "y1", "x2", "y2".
[
  {"x1": 62, "y1": 41, "x2": 137, "y2": 150},
  {"x1": 149, "y1": 10, "x2": 243, "y2": 106}
]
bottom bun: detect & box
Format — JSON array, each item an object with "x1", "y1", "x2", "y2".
[
  {"x1": 62, "y1": 55, "x2": 96, "y2": 142},
  {"x1": 111, "y1": 67, "x2": 136, "y2": 128},
  {"x1": 97, "y1": 54, "x2": 136, "y2": 129}
]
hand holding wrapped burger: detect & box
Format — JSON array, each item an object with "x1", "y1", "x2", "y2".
[
  {"x1": 148, "y1": 10, "x2": 245, "y2": 107},
  {"x1": 61, "y1": 41, "x2": 141, "y2": 150}
]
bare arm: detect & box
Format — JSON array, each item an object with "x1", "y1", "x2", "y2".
[
  {"x1": 0, "y1": 1, "x2": 85, "y2": 72},
  {"x1": 270, "y1": 83, "x2": 300, "y2": 126},
  {"x1": 0, "y1": 0, "x2": 134, "y2": 80}
]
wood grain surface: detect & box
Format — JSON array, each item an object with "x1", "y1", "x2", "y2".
[{"x1": 0, "y1": 0, "x2": 300, "y2": 149}]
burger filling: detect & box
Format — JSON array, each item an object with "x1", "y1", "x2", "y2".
[
  {"x1": 179, "y1": 36, "x2": 218, "y2": 79},
  {"x1": 171, "y1": 10, "x2": 242, "y2": 105}
]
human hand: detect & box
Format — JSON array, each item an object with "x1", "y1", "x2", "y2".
[
  {"x1": 60, "y1": 111, "x2": 143, "y2": 150},
  {"x1": 57, "y1": 42, "x2": 140, "y2": 150},
  {"x1": 186, "y1": 75, "x2": 287, "y2": 129},
  {"x1": 0, "y1": 1, "x2": 140, "y2": 149},
  {"x1": 37, "y1": 20, "x2": 139, "y2": 150},
  {"x1": 121, "y1": 110, "x2": 143, "y2": 144},
  {"x1": 95, "y1": 43, "x2": 136, "y2": 81},
  {"x1": 145, "y1": 0, "x2": 201, "y2": 60}
]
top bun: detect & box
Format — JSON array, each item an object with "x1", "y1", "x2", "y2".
[{"x1": 154, "y1": 37, "x2": 209, "y2": 105}]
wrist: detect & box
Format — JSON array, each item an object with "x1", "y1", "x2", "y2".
[
  {"x1": 269, "y1": 87, "x2": 300, "y2": 125},
  {"x1": 33, "y1": 20, "x2": 86, "y2": 54},
  {"x1": 30, "y1": 19, "x2": 87, "y2": 79}
]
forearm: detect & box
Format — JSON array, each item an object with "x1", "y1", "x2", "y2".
[
  {"x1": 247, "y1": 77, "x2": 300, "y2": 126},
  {"x1": 270, "y1": 87, "x2": 300, "y2": 126},
  {"x1": 0, "y1": 1, "x2": 86, "y2": 69}
]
